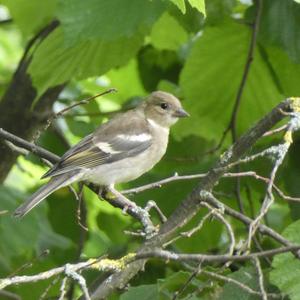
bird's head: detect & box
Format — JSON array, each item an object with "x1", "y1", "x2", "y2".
[{"x1": 143, "y1": 91, "x2": 189, "y2": 128}]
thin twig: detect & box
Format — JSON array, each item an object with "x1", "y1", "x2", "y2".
[
  {"x1": 202, "y1": 270, "x2": 280, "y2": 299},
  {"x1": 0, "y1": 257, "x2": 121, "y2": 290},
  {"x1": 172, "y1": 262, "x2": 203, "y2": 300},
  {"x1": 34, "y1": 88, "x2": 117, "y2": 141},
  {"x1": 164, "y1": 210, "x2": 213, "y2": 247},
  {"x1": 122, "y1": 172, "x2": 206, "y2": 194},
  {"x1": 200, "y1": 192, "x2": 299, "y2": 254},
  {"x1": 226, "y1": 171, "x2": 300, "y2": 202},
  {"x1": 39, "y1": 276, "x2": 60, "y2": 300},
  {"x1": 56, "y1": 89, "x2": 117, "y2": 117},
  {"x1": 136, "y1": 245, "x2": 300, "y2": 263},
  {"x1": 63, "y1": 110, "x2": 120, "y2": 118},
  {"x1": 219, "y1": 144, "x2": 290, "y2": 170},
  {"x1": 123, "y1": 170, "x2": 300, "y2": 203},
  {"x1": 168, "y1": 203, "x2": 235, "y2": 257},
  {"x1": 204, "y1": 0, "x2": 263, "y2": 154},
  {"x1": 58, "y1": 277, "x2": 68, "y2": 300},
  {"x1": 68, "y1": 185, "x2": 88, "y2": 232},
  {"x1": 145, "y1": 200, "x2": 167, "y2": 223},
  {"x1": 245, "y1": 111, "x2": 300, "y2": 249},
  {"x1": 0, "y1": 128, "x2": 59, "y2": 164},
  {"x1": 64, "y1": 264, "x2": 91, "y2": 300},
  {"x1": 9, "y1": 250, "x2": 50, "y2": 277},
  {"x1": 230, "y1": 0, "x2": 263, "y2": 140},
  {"x1": 263, "y1": 124, "x2": 288, "y2": 137},
  {"x1": 201, "y1": 203, "x2": 235, "y2": 256},
  {"x1": 253, "y1": 257, "x2": 267, "y2": 300},
  {"x1": 230, "y1": 0, "x2": 263, "y2": 214},
  {"x1": 247, "y1": 142, "x2": 290, "y2": 249}
]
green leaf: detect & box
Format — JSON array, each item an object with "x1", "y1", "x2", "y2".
[
  {"x1": 270, "y1": 220, "x2": 300, "y2": 299},
  {"x1": 263, "y1": 45, "x2": 300, "y2": 96},
  {"x1": 177, "y1": 21, "x2": 282, "y2": 141},
  {"x1": 66, "y1": 119, "x2": 96, "y2": 138},
  {"x1": 0, "y1": 186, "x2": 71, "y2": 272},
  {"x1": 82, "y1": 187, "x2": 131, "y2": 257},
  {"x1": 29, "y1": 28, "x2": 144, "y2": 96},
  {"x1": 150, "y1": 12, "x2": 188, "y2": 51},
  {"x1": 120, "y1": 284, "x2": 158, "y2": 300},
  {"x1": 137, "y1": 46, "x2": 182, "y2": 92},
  {"x1": 217, "y1": 267, "x2": 260, "y2": 300},
  {"x1": 57, "y1": 0, "x2": 165, "y2": 45},
  {"x1": 105, "y1": 59, "x2": 147, "y2": 103},
  {"x1": 168, "y1": 0, "x2": 206, "y2": 16},
  {"x1": 96, "y1": 211, "x2": 129, "y2": 245},
  {"x1": 259, "y1": 0, "x2": 300, "y2": 62},
  {"x1": 168, "y1": 0, "x2": 186, "y2": 13},
  {"x1": 2, "y1": 0, "x2": 57, "y2": 36},
  {"x1": 188, "y1": 0, "x2": 206, "y2": 16},
  {"x1": 281, "y1": 139, "x2": 300, "y2": 221},
  {"x1": 158, "y1": 271, "x2": 201, "y2": 298},
  {"x1": 0, "y1": 27, "x2": 22, "y2": 84},
  {"x1": 205, "y1": 0, "x2": 237, "y2": 25},
  {"x1": 5, "y1": 156, "x2": 47, "y2": 192}
]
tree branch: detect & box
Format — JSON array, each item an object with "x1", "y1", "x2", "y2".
[
  {"x1": 90, "y1": 98, "x2": 299, "y2": 299},
  {"x1": 136, "y1": 245, "x2": 300, "y2": 264},
  {"x1": 1, "y1": 98, "x2": 299, "y2": 300}
]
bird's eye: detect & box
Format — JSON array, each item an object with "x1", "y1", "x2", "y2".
[{"x1": 160, "y1": 102, "x2": 169, "y2": 110}]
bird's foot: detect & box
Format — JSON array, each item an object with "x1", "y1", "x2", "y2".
[{"x1": 101, "y1": 186, "x2": 157, "y2": 239}]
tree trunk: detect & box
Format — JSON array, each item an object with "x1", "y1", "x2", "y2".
[{"x1": 0, "y1": 20, "x2": 65, "y2": 182}]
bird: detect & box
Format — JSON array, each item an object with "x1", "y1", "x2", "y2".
[{"x1": 14, "y1": 91, "x2": 189, "y2": 217}]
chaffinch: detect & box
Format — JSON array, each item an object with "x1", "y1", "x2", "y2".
[{"x1": 14, "y1": 91, "x2": 189, "y2": 217}]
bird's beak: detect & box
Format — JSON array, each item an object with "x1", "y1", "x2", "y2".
[{"x1": 173, "y1": 108, "x2": 190, "y2": 118}]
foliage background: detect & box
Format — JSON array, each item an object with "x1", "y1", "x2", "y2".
[{"x1": 1, "y1": 0, "x2": 300, "y2": 299}]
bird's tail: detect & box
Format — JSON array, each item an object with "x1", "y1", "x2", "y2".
[{"x1": 14, "y1": 174, "x2": 78, "y2": 218}]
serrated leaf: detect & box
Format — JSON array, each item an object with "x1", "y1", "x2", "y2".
[
  {"x1": 151, "y1": 12, "x2": 188, "y2": 51},
  {"x1": 177, "y1": 21, "x2": 282, "y2": 141},
  {"x1": 29, "y1": 28, "x2": 144, "y2": 96},
  {"x1": 270, "y1": 220, "x2": 300, "y2": 299},
  {"x1": 168, "y1": 0, "x2": 186, "y2": 13},
  {"x1": 57, "y1": 0, "x2": 165, "y2": 45},
  {"x1": 188, "y1": 0, "x2": 206, "y2": 16}
]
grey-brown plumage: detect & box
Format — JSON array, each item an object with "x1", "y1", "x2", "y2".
[{"x1": 14, "y1": 91, "x2": 189, "y2": 217}]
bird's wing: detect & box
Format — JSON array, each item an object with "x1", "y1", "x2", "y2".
[{"x1": 42, "y1": 112, "x2": 152, "y2": 178}]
